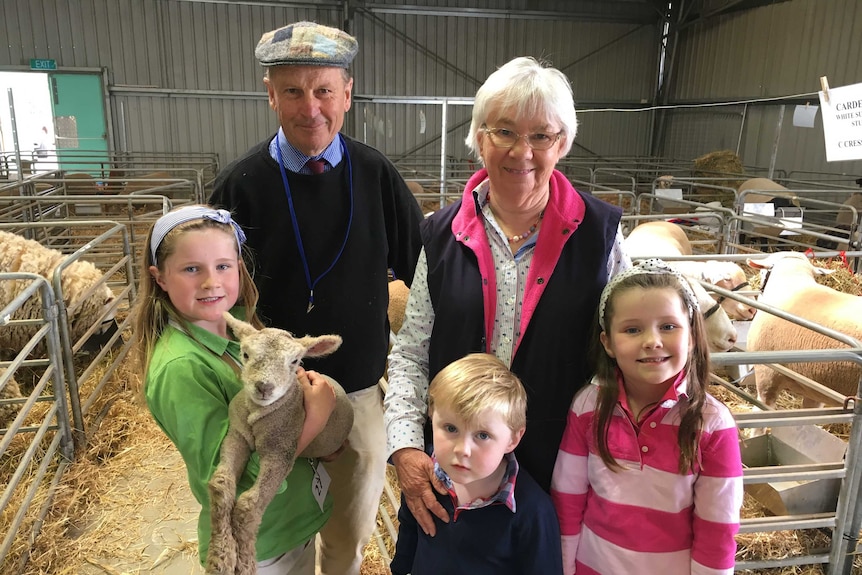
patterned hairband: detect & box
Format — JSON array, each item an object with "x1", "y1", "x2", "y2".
[
  {"x1": 150, "y1": 205, "x2": 247, "y2": 266},
  {"x1": 598, "y1": 258, "x2": 700, "y2": 330}
]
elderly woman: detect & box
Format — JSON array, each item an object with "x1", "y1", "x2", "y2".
[{"x1": 384, "y1": 56, "x2": 630, "y2": 535}]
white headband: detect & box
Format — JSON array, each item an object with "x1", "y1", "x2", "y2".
[
  {"x1": 150, "y1": 206, "x2": 246, "y2": 266},
  {"x1": 598, "y1": 258, "x2": 700, "y2": 330}
]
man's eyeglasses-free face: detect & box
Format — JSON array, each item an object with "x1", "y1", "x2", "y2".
[{"x1": 481, "y1": 126, "x2": 562, "y2": 151}]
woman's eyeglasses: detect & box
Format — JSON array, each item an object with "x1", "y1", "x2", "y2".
[{"x1": 481, "y1": 126, "x2": 562, "y2": 150}]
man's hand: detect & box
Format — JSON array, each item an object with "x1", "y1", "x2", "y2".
[
  {"x1": 297, "y1": 368, "x2": 336, "y2": 453},
  {"x1": 391, "y1": 447, "x2": 449, "y2": 536}
]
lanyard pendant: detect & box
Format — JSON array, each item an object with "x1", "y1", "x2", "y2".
[{"x1": 307, "y1": 290, "x2": 314, "y2": 314}]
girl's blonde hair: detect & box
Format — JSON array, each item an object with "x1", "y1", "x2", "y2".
[
  {"x1": 129, "y1": 205, "x2": 262, "y2": 391},
  {"x1": 592, "y1": 272, "x2": 710, "y2": 474},
  {"x1": 429, "y1": 353, "x2": 526, "y2": 432}
]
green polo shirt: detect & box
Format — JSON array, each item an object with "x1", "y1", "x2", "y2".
[{"x1": 145, "y1": 315, "x2": 331, "y2": 564}]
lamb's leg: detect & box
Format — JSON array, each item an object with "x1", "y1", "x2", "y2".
[
  {"x1": 232, "y1": 452, "x2": 294, "y2": 575},
  {"x1": 206, "y1": 432, "x2": 251, "y2": 575}
]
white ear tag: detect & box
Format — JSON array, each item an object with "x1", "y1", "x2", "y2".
[{"x1": 309, "y1": 459, "x2": 331, "y2": 512}]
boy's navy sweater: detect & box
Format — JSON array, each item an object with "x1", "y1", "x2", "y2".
[{"x1": 390, "y1": 468, "x2": 563, "y2": 575}]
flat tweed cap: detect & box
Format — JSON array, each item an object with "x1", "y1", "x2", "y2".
[{"x1": 255, "y1": 21, "x2": 358, "y2": 68}]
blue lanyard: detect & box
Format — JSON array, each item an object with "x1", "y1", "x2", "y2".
[{"x1": 276, "y1": 133, "x2": 354, "y2": 313}]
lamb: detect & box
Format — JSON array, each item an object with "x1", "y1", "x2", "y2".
[
  {"x1": 745, "y1": 251, "x2": 862, "y2": 409},
  {"x1": 624, "y1": 221, "x2": 739, "y2": 352},
  {"x1": 0, "y1": 230, "x2": 115, "y2": 359},
  {"x1": 206, "y1": 312, "x2": 354, "y2": 575}
]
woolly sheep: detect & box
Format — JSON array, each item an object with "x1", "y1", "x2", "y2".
[
  {"x1": 207, "y1": 312, "x2": 354, "y2": 575},
  {"x1": 0, "y1": 369, "x2": 23, "y2": 430},
  {"x1": 746, "y1": 251, "x2": 862, "y2": 409},
  {"x1": 0, "y1": 230, "x2": 115, "y2": 359},
  {"x1": 624, "y1": 221, "x2": 738, "y2": 352}
]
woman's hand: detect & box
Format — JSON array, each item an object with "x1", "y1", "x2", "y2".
[
  {"x1": 391, "y1": 447, "x2": 449, "y2": 536},
  {"x1": 296, "y1": 368, "x2": 336, "y2": 454}
]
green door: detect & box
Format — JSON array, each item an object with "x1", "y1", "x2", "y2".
[{"x1": 49, "y1": 73, "x2": 109, "y2": 176}]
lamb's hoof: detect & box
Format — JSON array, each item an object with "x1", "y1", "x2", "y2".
[{"x1": 205, "y1": 534, "x2": 237, "y2": 574}]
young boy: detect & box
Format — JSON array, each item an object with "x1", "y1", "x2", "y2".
[{"x1": 390, "y1": 353, "x2": 563, "y2": 575}]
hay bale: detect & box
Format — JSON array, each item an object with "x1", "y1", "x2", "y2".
[{"x1": 692, "y1": 150, "x2": 745, "y2": 207}]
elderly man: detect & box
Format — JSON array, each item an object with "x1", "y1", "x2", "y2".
[{"x1": 210, "y1": 21, "x2": 424, "y2": 575}]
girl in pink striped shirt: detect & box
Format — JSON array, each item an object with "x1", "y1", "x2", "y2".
[{"x1": 551, "y1": 259, "x2": 743, "y2": 575}]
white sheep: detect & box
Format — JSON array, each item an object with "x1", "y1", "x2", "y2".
[
  {"x1": 746, "y1": 251, "x2": 862, "y2": 409},
  {"x1": 0, "y1": 230, "x2": 115, "y2": 359},
  {"x1": 207, "y1": 312, "x2": 354, "y2": 575},
  {"x1": 671, "y1": 260, "x2": 756, "y2": 320},
  {"x1": 624, "y1": 221, "x2": 739, "y2": 351},
  {"x1": 625, "y1": 220, "x2": 755, "y2": 319}
]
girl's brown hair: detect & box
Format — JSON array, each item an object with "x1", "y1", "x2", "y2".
[{"x1": 592, "y1": 272, "x2": 710, "y2": 474}]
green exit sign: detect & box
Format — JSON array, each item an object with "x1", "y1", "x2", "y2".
[{"x1": 30, "y1": 59, "x2": 57, "y2": 70}]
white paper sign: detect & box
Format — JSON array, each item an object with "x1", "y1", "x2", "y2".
[
  {"x1": 743, "y1": 203, "x2": 775, "y2": 217},
  {"x1": 819, "y1": 81, "x2": 862, "y2": 162},
  {"x1": 656, "y1": 187, "x2": 683, "y2": 200},
  {"x1": 792, "y1": 104, "x2": 818, "y2": 128}
]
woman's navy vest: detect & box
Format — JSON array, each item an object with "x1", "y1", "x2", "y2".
[{"x1": 421, "y1": 192, "x2": 622, "y2": 491}]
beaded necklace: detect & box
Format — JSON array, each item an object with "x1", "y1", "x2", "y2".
[
  {"x1": 506, "y1": 209, "x2": 544, "y2": 243},
  {"x1": 484, "y1": 191, "x2": 545, "y2": 243}
]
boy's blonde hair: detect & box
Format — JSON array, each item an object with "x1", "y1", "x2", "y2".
[
  {"x1": 428, "y1": 353, "x2": 526, "y2": 432},
  {"x1": 129, "y1": 204, "x2": 262, "y2": 391}
]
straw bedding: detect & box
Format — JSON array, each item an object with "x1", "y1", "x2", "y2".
[
  {"x1": 0, "y1": 348, "x2": 401, "y2": 575},
  {"x1": 3, "y1": 256, "x2": 860, "y2": 574}
]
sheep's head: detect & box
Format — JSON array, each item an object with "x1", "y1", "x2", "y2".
[
  {"x1": 224, "y1": 312, "x2": 342, "y2": 407},
  {"x1": 61, "y1": 260, "x2": 117, "y2": 341}
]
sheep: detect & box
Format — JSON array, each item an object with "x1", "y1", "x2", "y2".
[
  {"x1": 655, "y1": 175, "x2": 675, "y2": 189},
  {"x1": 671, "y1": 260, "x2": 756, "y2": 321},
  {"x1": 207, "y1": 312, "x2": 354, "y2": 575},
  {"x1": 624, "y1": 221, "x2": 738, "y2": 352},
  {"x1": 0, "y1": 369, "x2": 23, "y2": 431},
  {"x1": 0, "y1": 230, "x2": 115, "y2": 359},
  {"x1": 625, "y1": 220, "x2": 755, "y2": 319},
  {"x1": 745, "y1": 251, "x2": 862, "y2": 409},
  {"x1": 819, "y1": 192, "x2": 862, "y2": 251}
]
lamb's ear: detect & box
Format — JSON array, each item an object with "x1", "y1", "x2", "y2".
[
  {"x1": 298, "y1": 334, "x2": 343, "y2": 358},
  {"x1": 223, "y1": 311, "x2": 257, "y2": 339}
]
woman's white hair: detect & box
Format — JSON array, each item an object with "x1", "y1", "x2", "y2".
[{"x1": 465, "y1": 56, "x2": 578, "y2": 160}]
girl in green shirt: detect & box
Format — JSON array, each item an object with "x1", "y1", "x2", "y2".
[{"x1": 131, "y1": 205, "x2": 337, "y2": 574}]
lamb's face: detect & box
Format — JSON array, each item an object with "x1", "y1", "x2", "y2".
[{"x1": 240, "y1": 329, "x2": 305, "y2": 407}]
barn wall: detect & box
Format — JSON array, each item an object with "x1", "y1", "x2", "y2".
[
  {"x1": 661, "y1": 0, "x2": 862, "y2": 179},
  {"x1": 1, "y1": 0, "x2": 658, "y2": 172}
]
